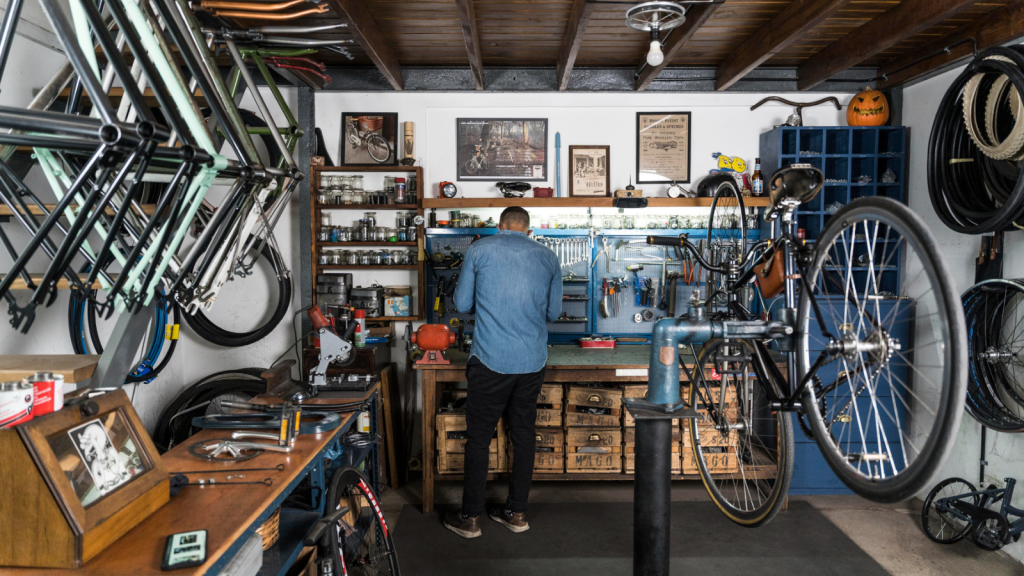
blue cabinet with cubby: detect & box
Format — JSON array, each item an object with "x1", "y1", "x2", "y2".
[{"x1": 760, "y1": 125, "x2": 908, "y2": 494}]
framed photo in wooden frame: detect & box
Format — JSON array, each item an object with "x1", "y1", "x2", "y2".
[
  {"x1": 636, "y1": 112, "x2": 691, "y2": 184},
  {"x1": 341, "y1": 112, "x2": 399, "y2": 166},
  {"x1": 568, "y1": 145, "x2": 610, "y2": 197},
  {"x1": 456, "y1": 118, "x2": 548, "y2": 181}
]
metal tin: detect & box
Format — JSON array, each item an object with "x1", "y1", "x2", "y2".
[
  {"x1": 0, "y1": 380, "x2": 33, "y2": 428},
  {"x1": 406, "y1": 226, "x2": 417, "y2": 241},
  {"x1": 29, "y1": 371, "x2": 63, "y2": 417}
]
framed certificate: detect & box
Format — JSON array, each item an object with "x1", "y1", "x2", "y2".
[{"x1": 636, "y1": 112, "x2": 691, "y2": 184}]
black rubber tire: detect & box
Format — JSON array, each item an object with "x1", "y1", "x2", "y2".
[
  {"x1": 689, "y1": 339, "x2": 794, "y2": 527},
  {"x1": 798, "y1": 196, "x2": 968, "y2": 503},
  {"x1": 326, "y1": 466, "x2": 400, "y2": 576},
  {"x1": 921, "y1": 477, "x2": 978, "y2": 544},
  {"x1": 182, "y1": 242, "x2": 291, "y2": 347},
  {"x1": 151, "y1": 368, "x2": 266, "y2": 452}
]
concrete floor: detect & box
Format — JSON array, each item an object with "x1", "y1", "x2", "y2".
[{"x1": 377, "y1": 479, "x2": 1024, "y2": 576}]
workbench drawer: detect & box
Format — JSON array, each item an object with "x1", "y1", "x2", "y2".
[
  {"x1": 566, "y1": 452, "x2": 622, "y2": 473},
  {"x1": 566, "y1": 385, "x2": 622, "y2": 427},
  {"x1": 682, "y1": 445, "x2": 739, "y2": 475},
  {"x1": 566, "y1": 427, "x2": 622, "y2": 453},
  {"x1": 535, "y1": 427, "x2": 564, "y2": 450},
  {"x1": 623, "y1": 384, "x2": 681, "y2": 427}
]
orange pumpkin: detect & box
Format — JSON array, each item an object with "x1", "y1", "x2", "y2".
[{"x1": 847, "y1": 87, "x2": 889, "y2": 126}]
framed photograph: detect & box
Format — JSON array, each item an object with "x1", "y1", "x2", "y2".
[
  {"x1": 457, "y1": 118, "x2": 547, "y2": 181},
  {"x1": 341, "y1": 112, "x2": 398, "y2": 166},
  {"x1": 569, "y1": 146, "x2": 610, "y2": 197},
  {"x1": 636, "y1": 112, "x2": 691, "y2": 183}
]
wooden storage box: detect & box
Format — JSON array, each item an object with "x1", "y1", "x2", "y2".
[
  {"x1": 565, "y1": 385, "x2": 622, "y2": 427},
  {"x1": 682, "y1": 445, "x2": 739, "y2": 475},
  {"x1": 566, "y1": 427, "x2": 622, "y2": 473},
  {"x1": 683, "y1": 384, "x2": 738, "y2": 448},
  {"x1": 536, "y1": 384, "x2": 564, "y2": 427},
  {"x1": 625, "y1": 453, "x2": 681, "y2": 474},
  {"x1": 623, "y1": 384, "x2": 681, "y2": 427},
  {"x1": 0, "y1": 390, "x2": 169, "y2": 568},
  {"x1": 436, "y1": 412, "x2": 507, "y2": 473},
  {"x1": 509, "y1": 427, "x2": 564, "y2": 472}
]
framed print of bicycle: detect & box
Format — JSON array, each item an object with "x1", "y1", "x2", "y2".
[
  {"x1": 457, "y1": 118, "x2": 548, "y2": 181},
  {"x1": 342, "y1": 112, "x2": 398, "y2": 166},
  {"x1": 637, "y1": 112, "x2": 691, "y2": 183}
]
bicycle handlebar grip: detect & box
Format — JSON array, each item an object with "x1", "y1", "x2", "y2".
[{"x1": 647, "y1": 235, "x2": 686, "y2": 246}]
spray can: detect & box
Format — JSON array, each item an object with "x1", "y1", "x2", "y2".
[{"x1": 354, "y1": 308, "x2": 367, "y2": 347}]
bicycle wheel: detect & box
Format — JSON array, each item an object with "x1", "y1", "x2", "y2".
[
  {"x1": 326, "y1": 466, "x2": 400, "y2": 576},
  {"x1": 688, "y1": 339, "x2": 794, "y2": 527},
  {"x1": 797, "y1": 196, "x2": 967, "y2": 502},
  {"x1": 346, "y1": 123, "x2": 360, "y2": 148},
  {"x1": 366, "y1": 133, "x2": 391, "y2": 163},
  {"x1": 704, "y1": 181, "x2": 747, "y2": 309},
  {"x1": 921, "y1": 477, "x2": 977, "y2": 544}
]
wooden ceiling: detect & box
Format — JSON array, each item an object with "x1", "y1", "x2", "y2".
[{"x1": 216, "y1": 0, "x2": 1024, "y2": 90}]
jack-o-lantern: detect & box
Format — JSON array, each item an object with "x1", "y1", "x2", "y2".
[{"x1": 847, "y1": 87, "x2": 889, "y2": 126}]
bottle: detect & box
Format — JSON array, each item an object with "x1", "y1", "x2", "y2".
[
  {"x1": 354, "y1": 308, "x2": 367, "y2": 347},
  {"x1": 395, "y1": 177, "x2": 407, "y2": 203},
  {"x1": 752, "y1": 158, "x2": 764, "y2": 197},
  {"x1": 429, "y1": 208, "x2": 437, "y2": 228}
]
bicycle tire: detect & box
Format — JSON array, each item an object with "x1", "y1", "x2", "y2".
[
  {"x1": 921, "y1": 477, "x2": 977, "y2": 544},
  {"x1": 151, "y1": 368, "x2": 266, "y2": 452},
  {"x1": 366, "y1": 133, "x2": 391, "y2": 163},
  {"x1": 689, "y1": 339, "x2": 794, "y2": 527},
  {"x1": 797, "y1": 196, "x2": 967, "y2": 502},
  {"x1": 326, "y1": 466, "x2": 400, "y2": 576},
  {"x1": 183, "y1": 242, "x2": 291, "y2": 347}
]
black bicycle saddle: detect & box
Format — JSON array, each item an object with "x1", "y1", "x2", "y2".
[{"x1": 766, "y1": 164, "x2": 824, "y2": 218}]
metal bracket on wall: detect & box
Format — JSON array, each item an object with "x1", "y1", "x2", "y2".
[{"x1": 82, "y1": 306, "x2": 154, "y2": 390}]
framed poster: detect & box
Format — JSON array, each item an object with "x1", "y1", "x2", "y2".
[
  {"x1": 569, "y1": 145, "x2": 610, "y2": 197},
  {"x1": 636, "y1": 112, "x2": 691, "y2": 183},
  {"x1": 457, "y1": 118, "x2": 547, "y2": 181},
  {"x1": 341, "y1": 112, "x2": 398, "y2": 166}
]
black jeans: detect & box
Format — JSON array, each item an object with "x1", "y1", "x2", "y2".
[{"x1": 461, "y1": 357, "x2": 545, "y2": 517}]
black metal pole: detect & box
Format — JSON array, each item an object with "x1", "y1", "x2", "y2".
[
  {"x1": 0, "y1": 0, "x2": 26, "y2": 88},
  {"x1": 634, "y1": 418, "x2": 672, "y2": 576}
]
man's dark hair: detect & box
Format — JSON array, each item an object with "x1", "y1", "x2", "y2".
[{"x1": 500, "y1": 206, "x2": 530, "y2": 229}]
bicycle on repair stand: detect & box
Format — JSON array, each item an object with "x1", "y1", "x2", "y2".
[{"x1": 627, "y1": 164, "x2": 967, "y2": 576}]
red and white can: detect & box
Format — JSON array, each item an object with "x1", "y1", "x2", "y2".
[
  {"x1": 0, "y1": 380, "x2": 34, "y2": 428},
  {"x1": 29, "y1": 372, "x2": 63, "y2": 417}
]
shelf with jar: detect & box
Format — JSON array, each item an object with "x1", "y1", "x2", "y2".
[{"x1": 310, "y1": 166, "x2": 425, "y2": 326}]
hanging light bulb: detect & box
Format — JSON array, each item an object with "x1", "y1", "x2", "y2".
[{"x1": 647, "y1": 34, "x2": 664, "y2": 67}]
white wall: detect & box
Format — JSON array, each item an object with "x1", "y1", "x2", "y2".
[{"x1": 905, "y1": 66, "x2": 1024, "y2": 563}]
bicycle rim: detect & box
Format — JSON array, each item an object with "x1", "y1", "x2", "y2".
[
  {"x1": 798, "y1": 196, "x2": 967, "y2": 502},
  {"x1": 690, "y1": 340, "x2": 793, "y2": 527},
  {"x1": 921, "y1": 477, "x2": 977, "y2": 543},
  {"x1": 367, "y1": 134, "x2": 391, "y2": 163},
  {"x1": 327, "y1": 467, "x2": 400, "y2": 576}
]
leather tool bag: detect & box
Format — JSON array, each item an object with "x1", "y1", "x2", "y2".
[{"x1": 754, "y1": 248, "x2": 786, "y2": 299}]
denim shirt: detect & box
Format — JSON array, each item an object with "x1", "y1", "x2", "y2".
[{"x1": 453, "y1": 230, "x2": 562, "y2": 374}]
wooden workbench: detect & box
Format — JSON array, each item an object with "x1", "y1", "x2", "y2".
[
  {"x1": 5, "y1": 385, "x2": 378, "y2": 576},
  {"x1": 415, "y1": 345, "x2": 698, "y2": 514}
]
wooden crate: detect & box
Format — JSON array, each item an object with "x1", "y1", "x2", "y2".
[
  {"x1": 566, "y1": 385, "x2": 622, "y2": 427},
  {"x1": 507, "y1": 428, "x2": 564, "y2": 472},
  {"x1": 682, "y1": 445, "x2": 739, "y2": 475},
  {"x1": 623, "y1": 384, "x2": 682, "y2": 427},
  {"x1": 625, "y1": 453, "x2": 681, "y2": 474},
  {"x1": 536, "y1": 407, "x2": 563, "y2": 427},
  {"x1": 624, "y1": 426, "x2": 680, "y2": 453},
  {"x1": 537, "y1": 384, "x2": 564, "y2": 405},
  {"x1": 436, "y1": 412, "x2": 507, "y2": 473},
  {"x1": 536, "y1": 384, "x2": 564, "y2": 427},
  {"x1": 682, "y1": 387, "x2": 738, "y2": 449},
  {"x1": 566, "y1": 427, "x2": 622, "y2": 473}
]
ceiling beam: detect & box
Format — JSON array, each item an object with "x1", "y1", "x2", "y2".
[
  {"x1": 635, "y1": 3, "x2": 719, "y2": 91},
  {"x1": 877, "y1": 1, "x2": 1024, "y2": 89},
  {"x1": 796, "y1": 0, "x2": 980, "y2": 91},
  {"x1": 324, "y1": 0, "x2": 403, "y2": 90},
  {"x1": 715, "y1": 0, "x2": 851, "y2": 91},
  {"x1": 555, "y1": 0, "x2": 595, "y2": 91},
  {"x1": 454, "y1": 0, "x2": 484, "y2": 90}
]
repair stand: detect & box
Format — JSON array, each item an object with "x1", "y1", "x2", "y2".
[
  {"x1": 625, "y1": 399, "x2": 698, "y2": 576},
  {"x1": 83, "y1": 306, "x2": 154, "y2": 389}
]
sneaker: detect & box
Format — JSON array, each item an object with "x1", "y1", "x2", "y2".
[
  {"x1": 488, "y1": 506, "x2": 530, "y2": 533},
  {"x1": 444, "y1": 511, "x2": 482, "y2": 539}
]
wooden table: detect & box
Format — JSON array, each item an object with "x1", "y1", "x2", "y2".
[
  {"x1": 6, "y1": 386, "x2": 378, "y2": 576},
  {"x1": 415, "y1": 345, "x2": 697, "y2": 514}
]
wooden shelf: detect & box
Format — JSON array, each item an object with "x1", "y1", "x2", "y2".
[
  {"x1": 316, "y1": 241, "x2": 417, "y2": 247},
  {"x1": 0, "y1": 203, "x2": 157, "y2": 217},
  {"x1": 0, "y1": 354, "x2": 99, "y2": 383},
  {"x1": 318, "y1": 264, "x2": 419, "y2": 270},
  {"x1": 317, "y1": 203, "x2": 420, "y2": 210},
  {"x1": 0, "y1": 273, "x2": 115, "y2": 290},
  {"x1": 311, "y1": 166, "x2": 421, "y2": 173},
  {"x1": 367, "y1": 316, "x2": 420, "y2": 322},
  {"x1": 422, "y1": 197, "x2": 771, "y2": 209},
  {"x1": 57, "y1": 86, "x2": 208, "y2": 108}
]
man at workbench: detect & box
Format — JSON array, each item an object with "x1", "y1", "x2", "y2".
[{"x1": 443, "y1": 206, "x2": 562, "y2": 539}]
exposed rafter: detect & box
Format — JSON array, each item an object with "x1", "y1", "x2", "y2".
[
  {"x1": 797, "y1": 0, "x2": 980, "y2": 91},
  {"x1": 877, "y1": 1, "x2": 1024, "y2": 89},
  {"x1": 324, "y1": 0, "x2": 403, "y2": 90},
  {"x1": 635, "y1": 3, "x2": 719, "y2": 91},
  {"x1": 715, "y1": 0, "x2": 851, "y2": 91},
  {"x1": 454, "y1": 0, "x2": 485, "y2": 90},
  {"x1": 555, "y1": 0, "x2": 595, "y2": 91}
]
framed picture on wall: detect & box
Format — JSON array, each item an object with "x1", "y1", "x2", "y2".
[
  {"x1": 456, "y1": 118, "x2": 548, "y2": 181},
  {"x1": 636, "y1": 112, "x2": 691, "y2": 183},
  {"x1": 341, "y1": 112, "x2": 398, "y2": 166},
  {"x1": 568, "y1": 145, "x2": 610, "y2": 197}
]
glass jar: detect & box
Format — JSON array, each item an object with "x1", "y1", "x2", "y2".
[
  {"x1": 396, "y1": 212, "x2": 409, "y2": 228},
  {"x1": 623, "y1": 215, "x2": 635, "y2": 229},
  {"x1": 329, "y1": 250, "x2": 342, "y2": 265},
  {"x1": 386, "y1": 227, "x2": 398, "y2": 242},
  {"x1": 318, "y1": 249, "x2": 330, "y2": 265},
  {"x1": 406, "y1": 226, "x2": 417, "y2": 241},
  {"x1": 347, "y1": 250, "x2": 359, "y2": 265},
  {"x1": 407, "y1": 249, "x2": 418, "y2": 264},
  {"x1": 379, "y1": 249, "x2": 392, "y2": 265},
  {"x1": 392, "y1": 249, "x2": 407, "y2": 265},
  {"x1": 668, "y1": 215, "x2": 680, "y2": 229},
  {"x1": 364, "y1": 212, "x2": 377, "y2": 227},
  {"x1": 318, "y1": 227, "x2": 331, "y2": 242},
  {"x1": 369, "y1": 250, "x2": 382, "y2": 265},
  {"x1": 353, "y1": 175, "x2": 364, "y2": 193},
  {"x1": 398, "y1": 227, "x2": 407, "y2": 241},
  {"x1": 358, "y1": 250, "x2": 372, "y2": 265},
  {"x1": 317, "y1": 189, "x2": 329, "y2": 205},
  {"x1": 358, "y1": 220, "x2": 370, "y2": 241},
  {"x1": 340, "y1": 175, "x2": 353, "y2": 191},
  {"x1": 384, "y1": 175, "x2": 395, "y2": 195}
]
